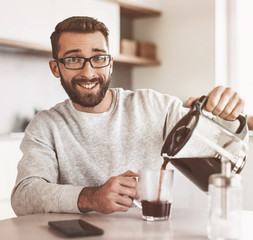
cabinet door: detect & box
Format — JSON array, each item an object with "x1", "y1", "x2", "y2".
[
  {"x1": 0, "y1": 0, "x2": 53, "y2": 46},
  {"x1": 0, "y1": 0, "x2": 120, "y2": 56},
  {"x1": 0, "y1": 137, "x2": 22, "y2": 201}
]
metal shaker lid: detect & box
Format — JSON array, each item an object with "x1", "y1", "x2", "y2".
[{"x1": 209, "y1": 173, "x2": 242, "y2": 188}]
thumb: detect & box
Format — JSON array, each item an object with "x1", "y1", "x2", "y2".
[{"x1": 185, "y1": 97, "x2": 198, "y2": 107}]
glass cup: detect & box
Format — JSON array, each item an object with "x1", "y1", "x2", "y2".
[{"x1": 135, "y1": 169, "x2": 174, "y2": 221}]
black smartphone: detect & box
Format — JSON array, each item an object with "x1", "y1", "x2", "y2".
[{"x1": 48, "y1": 219, "x2": 104, "y2": 237}]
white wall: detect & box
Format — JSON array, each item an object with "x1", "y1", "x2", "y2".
[
  {"x1": 132, "y1": 0, "x2": 215, "y2": 101},
  {"x1": 0, "y1": 50, "x2": 67, "y2": 134},
  {"x1": 235, "y1": 0, "x2": 253, "y2": 115},
  {"x1": 214, "y1": 0, "x2": 253, "y2": 116}
]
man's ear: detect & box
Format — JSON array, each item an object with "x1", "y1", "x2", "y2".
[
  {"x1": 49, "y1": 60, "x2": 61, "y2": 78},
  {"x1": 109, "y1": 57, "x2": 113, "y2": 75}
]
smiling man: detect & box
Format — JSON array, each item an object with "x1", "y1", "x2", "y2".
[
  {"x1": 50, "y1": 28, "x2": 113, "y2": 112},
  {"x1": 11, "y1": 16, "x2": 247, "y2": 216}
]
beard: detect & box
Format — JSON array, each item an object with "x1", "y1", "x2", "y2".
[{"x1": 60, "y1": 74, "x2": 111, "y2": 108}]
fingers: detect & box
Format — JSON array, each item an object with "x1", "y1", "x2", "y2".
[
  {"x1": 206, "y1": 86, "x2": 245, "y2": 120},
  {"x1": 247, "y1": 116, "x2": 253, "y2": 130},
  {"x1": 185, "y1": 86, "x2": 245, "y2": 121},
  {"x1": 110, "y1": 175, "x2": 138, "y2": 199},
  {"x1": 89, "y1": 172, "x2": 139, "y2": 214}
]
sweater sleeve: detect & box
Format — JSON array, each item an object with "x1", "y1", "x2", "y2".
[{"x1": 11, "y1": 112, "x2": 84, "y2": 216}]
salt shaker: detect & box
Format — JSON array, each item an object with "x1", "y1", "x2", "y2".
[{"x1": 207, "y1": 161, "x2": 242, "y2": 240}]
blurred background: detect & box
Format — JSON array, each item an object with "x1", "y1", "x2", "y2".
[{"x1": 0, "y1": 0, "x2": 252, "y2": 219}]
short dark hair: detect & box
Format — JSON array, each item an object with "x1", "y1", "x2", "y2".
[{"x1": 50, "y1": 16, "x2": 110, "y2": 59}]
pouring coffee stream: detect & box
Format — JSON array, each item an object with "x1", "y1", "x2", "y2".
[{"x1": 160, "y1": 95, "x2": 248, "y2": 192}]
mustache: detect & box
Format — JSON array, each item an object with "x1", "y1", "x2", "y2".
[{"x1": 71, "y1": 77, "x2": 103, "y2": 85}]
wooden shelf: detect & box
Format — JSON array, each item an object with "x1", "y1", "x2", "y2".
[
  {"x1": 105, "y1": 0, "x2": 161, "y2": 18},
  {"x1": 119, "y1": 2, "x2": 161, "y2": 18},
  {"x1": 114, "y1": 54, "x2": 160, "y2": 66},
  {"x1": 0, "y1": 38, "x2": 159, "y2": 66},
  {"x1": 0, "y1": 2, "x2": 161, "y2": 66},
  {"x1": 0, "y1": 38, "x2": 51, "y2": 56}
]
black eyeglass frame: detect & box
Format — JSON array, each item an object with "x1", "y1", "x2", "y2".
[{"x1": 55, "y1": 54, "x2": 112, "y2": 70}]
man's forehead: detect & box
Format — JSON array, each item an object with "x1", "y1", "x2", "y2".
[
  {"x1": 59, "y1": 31, "x2": 107, "y2": 44},
  {"x1": 58, "y1": 32, "x2": 108, "y2": 55}
]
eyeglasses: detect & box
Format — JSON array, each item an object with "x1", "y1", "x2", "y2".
[{"x1": 55, "y1": 54, "x2": 111, "y2": 70}]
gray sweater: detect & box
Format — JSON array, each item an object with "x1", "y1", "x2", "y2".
[{"x1": 10, "y1": 88, "x2": 190, "y2": 216}]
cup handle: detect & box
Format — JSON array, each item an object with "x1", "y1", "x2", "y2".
[
  {"x1": 133, "y1": 199, "x2": 142, "y2": 209},
  {"x1": 133, "y1": 176, "x2": 142, "y2": 209}
]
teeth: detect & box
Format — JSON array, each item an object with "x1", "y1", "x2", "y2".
[{"x1": 82, "y1": 83, "x2": 96, "y2": 89}]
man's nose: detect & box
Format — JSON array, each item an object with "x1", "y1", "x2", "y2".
[{"x1": 79, "y1": 60, "x2": 96, "y2": 78}]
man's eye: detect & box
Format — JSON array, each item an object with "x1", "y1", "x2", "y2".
[
  {"x1": 65, "y1": 57, "x2": 81, "y2": 63},
  {"x1": 93, "y1": 56, "x2": 106, "y2": 62}
]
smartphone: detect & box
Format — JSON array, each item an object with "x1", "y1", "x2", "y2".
[{"x1": 48, "y1": 219, "x2": 104, "y2": 237}]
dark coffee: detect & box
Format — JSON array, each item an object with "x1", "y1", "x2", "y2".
[
  {"x1": 142, "y1": 200, "x2": 171, "y2": 218},
  {"x1": 166, "y1": 157, "x2": 234, "y2": 192}
]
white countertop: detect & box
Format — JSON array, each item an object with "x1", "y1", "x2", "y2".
[{"x1": 0, "y1": 208, "x2": 252, "y2": 240}]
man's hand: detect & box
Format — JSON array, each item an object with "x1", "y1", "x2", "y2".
[
  {"x1": 78, "y1": 170, "x2": 139, "y2": 214},
  {"x1": 185, "y1": 86, "x2": 245, "y2": 121},
  {"x1": 247, "y1": 116, "x2": 253, "y2": 130}
]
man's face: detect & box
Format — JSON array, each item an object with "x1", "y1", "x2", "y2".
[{"x1": 53, "y1": 32, "x2": 113, "y2": 109}]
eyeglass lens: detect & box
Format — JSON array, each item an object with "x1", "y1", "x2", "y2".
[{"x1": 64, "y1": 55, "x2": 110, "y2": 69}]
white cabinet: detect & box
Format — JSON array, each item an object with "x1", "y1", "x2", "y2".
[
  {"x1": 0, "y1": 0, "x2": 53, "y2": 46},
  {"x1": 0, "y1": 0, "x2": 120, "y2": 57},
  {"x1": 0, "y1": 133, "x2": 23, "y2": 219}
]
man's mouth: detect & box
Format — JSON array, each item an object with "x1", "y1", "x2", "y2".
[{"x1": 78, "y1": 82, "x2": 98, "y2": 90}]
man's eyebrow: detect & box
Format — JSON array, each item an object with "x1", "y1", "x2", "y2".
[
  {"x1": 92, "y1": 48, "x2": 107, "y2": 53},
  {"x1": 63, "y1": 49, "x2": 81, "y2": 57}
]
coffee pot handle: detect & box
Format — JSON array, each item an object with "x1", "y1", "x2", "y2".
[
  {"x1": 193, "y1": 96, "x2": 248, "y2": 140},
  {"x1": 235, "y1": 114, "x2": 248, "y2": 140}
]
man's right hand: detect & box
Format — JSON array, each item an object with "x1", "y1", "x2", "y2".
[{"x1": 78, "y1": 170, "x2": 139, "y2": 214}]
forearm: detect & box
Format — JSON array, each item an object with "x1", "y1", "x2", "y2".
[
  {"x1": 11, "y1": 177, "x2": 84, "y2": 216},
  {"x1": 77, "y1": 187, "x2": 100, "y2": 213}
]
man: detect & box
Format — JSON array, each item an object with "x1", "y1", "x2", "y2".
[{"x1": 11, "y1": 16, "x2": 246, "y2": 216}]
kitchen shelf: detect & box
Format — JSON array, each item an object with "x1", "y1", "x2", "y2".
[
  {"x1": 105, "y1": 0, "x2": 161, "y2": 18},
  {"x1": 119, "y1": 2, "x2": 161, "y2": 18},
  {"x1": 0, "y1": 38, "x2": 51, "y2": 56},
  {"x1": 114, "y1": 54, "x2": 160, "y2": 66},
  {"x1": 116, "y1": 1, "x2": 161, "y2": 65},
  {"x1": 0, "y1": 38, "x2": 160, "y2": 66},
  {"x1": 0, "y1": 2, "x2": 161, "y2": 66}
]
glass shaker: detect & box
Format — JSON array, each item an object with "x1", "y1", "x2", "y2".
[{"x1": 207, "y1": 161, "x2": 242, "y2": 240}]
